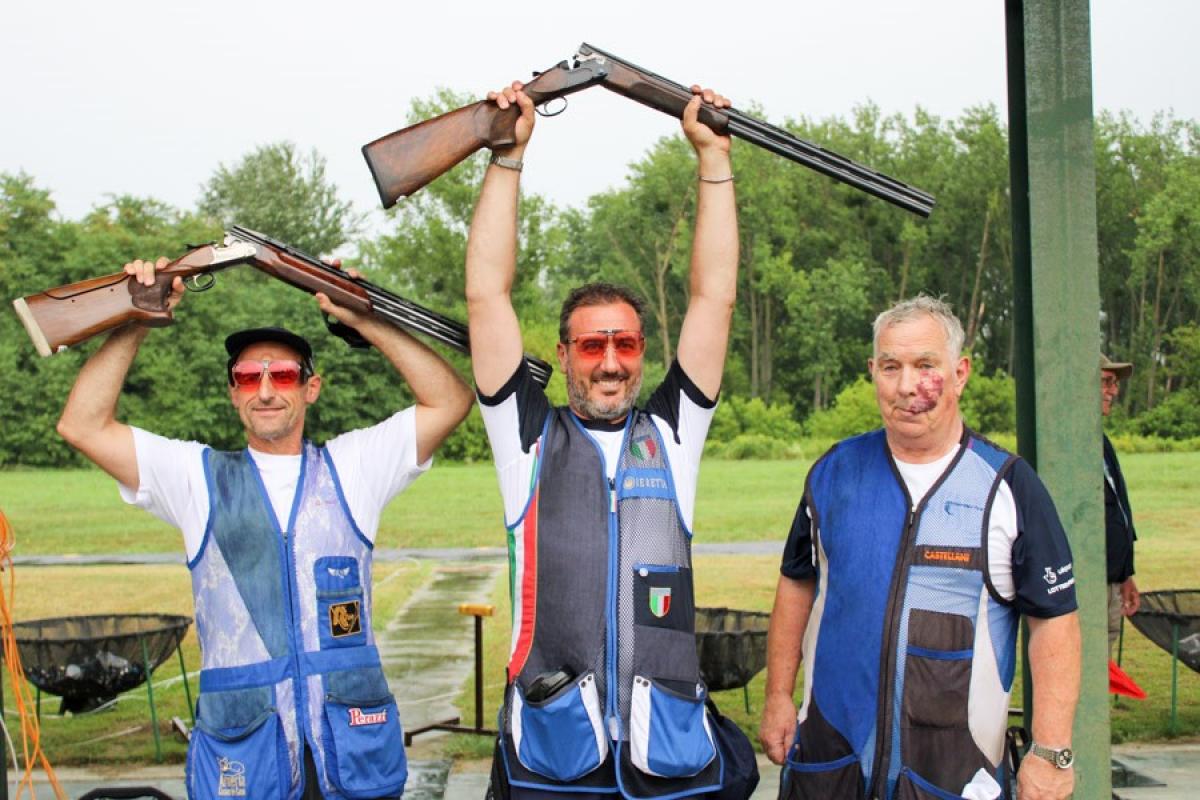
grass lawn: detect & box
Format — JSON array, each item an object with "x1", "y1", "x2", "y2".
[
  {"x1": 0, "y1": 459, "x2": 812, "y2": 556},
  {"x1": 5, "y1": 560, "x2": 431, "y2": 767}
]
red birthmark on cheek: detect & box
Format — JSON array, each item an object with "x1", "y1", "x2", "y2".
[{"x1": 908, "y1": 372, "x2": 944, "y2": 414}]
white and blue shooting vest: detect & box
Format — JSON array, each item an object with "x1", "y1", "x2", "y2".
[
  {"x1": 500, "y1": 408, "x2": 725, "y2": 799},
  {"x1": 185, "y1": 442, "x2": 406, "y2": 800},
  {"x1": 784, "y1": 429, "x2": 1020, "y2": 800}
]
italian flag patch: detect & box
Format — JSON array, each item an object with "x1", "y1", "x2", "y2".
[
  {"x1": 649, "y1": 586, "x2": 672, "y2": 618},
  {"x1": 630, "y1": 436, "x2": 657, "y2": 460}
]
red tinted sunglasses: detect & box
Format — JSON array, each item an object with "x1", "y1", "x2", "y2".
[
  {"x1": 566, "y1": 329, "x2": 646, "y2": 360},
  {"x1": 230, "y1": 359, "x2": 308, "y2": 390}
]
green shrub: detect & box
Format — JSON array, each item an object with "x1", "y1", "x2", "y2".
[
  {"x1": 804, "y1": 378, "x2": 879, "y2": 439},
  {"x1": 961, "y1": 370, "x2": 1015, "y2": 434},
  {"x1": 709, "y1": 396, "x2": 803, "y2": 443},
  {"x1": 1134, "y1": 389, "x2": 1200, "y2": 440},
  {"x1": 705, "y1": 433, "x2": 805, "y2": 460}
]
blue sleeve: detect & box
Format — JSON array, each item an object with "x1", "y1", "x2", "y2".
[{"x1": 1007, "y1": 459, "x2": 1078, "y2": 618}]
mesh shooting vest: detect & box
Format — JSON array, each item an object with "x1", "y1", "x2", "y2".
[
  {"x1": 782, "y1": 429, "x2": 1021, "y2": 800},
  {"x1": 499, "y1": 408, "x2": 723, "y2": 799},
  {"x1": 185, "y1": 443, "x2": 407, "y2": 800}
]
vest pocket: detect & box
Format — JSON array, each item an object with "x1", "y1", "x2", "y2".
[
  {"x1": 187, "y1": 687, "x2": 288, "y2": 799},
  {"x1": 315, "y1": 556, "x2": 366, "y2": 649},
  {"x1": 781, "y1": 752, "x2": 864, "y2": 800},
  {"x1": 901, "y1": 609, "x2": 992, "y2": 793},
  {"x1": 895, "y1": 767, "x2": 975, "y2": 800},
  {"x1": 628, "y1": 675, "x2": 715, "y2": 778},
  {"x1": 321, "y1": 692, "x2": 407, "y2": 798},
  {"x1": 512, "y1": 671, "x2": 608, "y2": 782}
]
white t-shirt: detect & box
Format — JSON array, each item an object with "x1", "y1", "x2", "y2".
[
  {"x1": 119, "y1": 407, "x2": 429, "y2": 562},
  {"x1": 478, "y1": 361, "x2": 716, "y2": 531}
]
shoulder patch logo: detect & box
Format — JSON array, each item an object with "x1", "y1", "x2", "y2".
[
  {"x1": 329, "y1": 600, "x2": 362, "y2": 637},
  {"x1": 1043, "y1": 566, "x2": 1058, "y2": 585},
  {"x1": 218, "y1": 757, "x2": 247, "y2": 796},
  {"x1": 630, "y1": 436, "x2": 657, "y2": 460},
  {"x1": 649, "y1": 586, "x2": 672, "y2": 618}
]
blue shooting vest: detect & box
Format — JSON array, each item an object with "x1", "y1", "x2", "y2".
[
  {"x1": 185, "y1": 442, "x2": 406, "y2": 800},
  {"x1": 783, "y1": 430, "x2": 1020, "y2": 800},
  {"x1": 499, "y1": 408, "x2": 725, "y2": 799}
]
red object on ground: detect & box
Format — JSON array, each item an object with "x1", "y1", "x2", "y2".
[{"x1": 1109, "y1": 660, "x2": 1147, "y2": 699}]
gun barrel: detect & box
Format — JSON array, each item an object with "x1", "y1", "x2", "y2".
[
  {"x1": 578, "y1": 42, "x2": 935, "y2": 217},
  {"x1": 228, "y1": 226, "x2": 554, "y2": 386}
]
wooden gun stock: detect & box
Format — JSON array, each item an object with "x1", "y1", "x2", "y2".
[
  {"x1": 10, "y1": 243, "x2": 254, "y2": 357},
  {"x1": 362, "y1": 60, "x2": 609, "y2": 207}
]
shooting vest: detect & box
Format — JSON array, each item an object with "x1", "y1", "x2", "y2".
[
  {"x1": 500, "y1": 408, "x2": 724, "y2": 799},
  {"x1": 784, "y1": 430, "x2": 1020, "y2": 800},
  {"x1": 185, "y1": 443, "x2": 406, "y2": 800}
]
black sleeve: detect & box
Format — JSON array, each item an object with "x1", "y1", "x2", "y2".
[
  {"x1": 780, "y1": 495, "x2": 817, "y2": 580},
  {"x1": 477, "y1": 360, "x2": 551, "y2": 454},
  {"x1": 1007, "y1": 459, "x2": 1079, "y2": 618},
  {"x1": 644, "y1": 359, "x2": 717, "y2": 444}
]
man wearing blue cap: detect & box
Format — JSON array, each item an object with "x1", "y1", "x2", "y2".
[{"x1": 57, "y1": 257, "x2": 473, "y2": 799}]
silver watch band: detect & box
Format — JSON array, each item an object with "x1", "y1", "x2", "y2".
[{"x1": 489, "y1": 154, "x2": 524, "y2": 172}]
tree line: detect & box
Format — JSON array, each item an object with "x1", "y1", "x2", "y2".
[{"x1": 2, "y1": 93, "x2": 1198, "y2": 467}]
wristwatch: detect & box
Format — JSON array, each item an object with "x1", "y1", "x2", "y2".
[
  {"x1": 1028, "y1": 742, "x2": 1074, "y2": 769},
  {"x1": 489, "y1": 154, "x2": 523, "y2": 172}
]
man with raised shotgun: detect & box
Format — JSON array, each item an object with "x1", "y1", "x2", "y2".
[
  {"x1": 56, "y1": 260, "x2": 472, "y2": 800},
  {"x1": 760, "y1": 296, "x2": 1081, "y2": 800},
  {"x1": 465, "y1": 81, "x2": 757, "y2": 800}
]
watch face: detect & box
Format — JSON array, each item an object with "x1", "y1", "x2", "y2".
[{"x1": 1055, "y1": 748, "x2": 1074, "y2": 768}]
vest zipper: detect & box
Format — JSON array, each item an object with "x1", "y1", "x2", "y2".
[
  {"x1": 868, "y1": 504, "x2": 920, "y2": 800},
  {"x1": 606, "y1": 474, "x2": 620, "y2": 740}
]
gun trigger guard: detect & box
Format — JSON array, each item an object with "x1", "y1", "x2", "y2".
[
  {"x1": 182, "y1": 274, "x2": 216, "y2": 292},
  {"x1": 536, "y1": 97, "x2": 568, "y2": 118},
  {"x1": 325, "y1": 315, "x2": 372, "y2": 349}
]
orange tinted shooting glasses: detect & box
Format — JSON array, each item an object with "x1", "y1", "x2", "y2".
[
  {"x1": 230, "y1": 359, "x2": 308, "y2": 390},
  {"x1": 566, "y1": 329, "x2": 646, "y2": 360}
]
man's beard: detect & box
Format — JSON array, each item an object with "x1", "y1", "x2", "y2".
[{"x1": 566, "y1": 368, "x2": 643, "y2": 422}]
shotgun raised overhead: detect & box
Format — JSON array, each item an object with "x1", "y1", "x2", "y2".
[
  {"x1": 11, "y1": 226, "x2": 554, "y2": 386},
  {"x1": 362, "y1": 43, "x2": 935, "y2": 217}
]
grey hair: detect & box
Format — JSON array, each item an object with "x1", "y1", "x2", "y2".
[{"x1": 872, "y1": 294, "x2": 965, "y2": 360}]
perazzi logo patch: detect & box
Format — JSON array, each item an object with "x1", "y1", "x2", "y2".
[
  {"x1": 915, "y1": 546, "x2": 976, "y2": 567},
  {"x1": 217, "y1": 757, "x2": 246, "y2": 797},
  {"x1": 349, "y1": 707, "x2": 388, "y2": 726},
  {"x1": 329, "y1": 600, "x2": 362, "y2": 638}
]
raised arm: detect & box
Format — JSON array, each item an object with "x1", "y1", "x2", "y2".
[
  {"x1": 463, "y1": 82, "x2": 536, "y2": 396},
  {"x1": 317, "y1": 290, "x2": 471, "y2": 465},
  {"x1": 675, "y1": 86, "x2": 738, "y2": 401},
  {"x1": 57, "y1": 258, "x2": 179, "y2": 489}
]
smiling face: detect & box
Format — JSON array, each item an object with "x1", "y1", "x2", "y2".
[
  {"x1": 556, "y1": 301, "x2": 645, "y2": 424},
  {"x1": 869, "y1": 313, "x2": 970, "y2": 462},
  {"x1": 228, "y1": 341, "x2": 321, "y2": 454}
]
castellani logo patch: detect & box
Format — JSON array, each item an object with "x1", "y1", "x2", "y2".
[{"x1": 649, "y1": 586, "x2": 672, "y2": 618}]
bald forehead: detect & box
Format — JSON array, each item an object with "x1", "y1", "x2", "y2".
[{"x1": 874, "y1": 314, "x2": 954, "y2": 359}]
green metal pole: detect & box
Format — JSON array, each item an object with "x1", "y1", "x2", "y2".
[
  {"x1": 139, "y1": 635, "x2": 163, "y2": 763},
  {"x1": 1005, "y1": 1, "x2": 1109, "y2": 797},
  {"x1": 1170, "y1": 622, "x2": 1179, "y2": 735},
  {"x1": 177, "y1": 640, "x2": 195, "y2": 725}
]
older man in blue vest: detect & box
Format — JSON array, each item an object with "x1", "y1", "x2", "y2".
[
  {"x1": 57, "y1": 263, "x2": 472, "y2": 799},
  {"x1": 760, "y1": 296, "x2": 1082, "y2": 800},
  {"x1": 463, "y1": 81, "x2": 757, "y2": 800}
]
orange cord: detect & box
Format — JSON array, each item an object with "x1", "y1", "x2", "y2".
[{"x1": 0, "y1": 509, "x2": 67, "y2": 799}]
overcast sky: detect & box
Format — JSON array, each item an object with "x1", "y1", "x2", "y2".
[{"x1": 2, "y1": 1, "x2": 1195, "y2": 237}]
